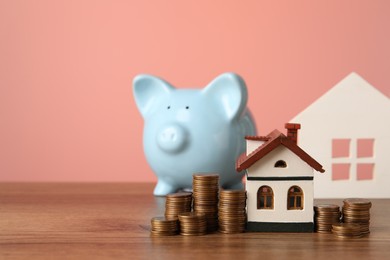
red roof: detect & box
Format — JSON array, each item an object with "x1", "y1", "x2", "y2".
[
  {"x1": 236, "y1": 129, "x2": 325, "y2": 173},
  {"x1": 245, "y1": 136, "x2": 270, "y2": 141}
]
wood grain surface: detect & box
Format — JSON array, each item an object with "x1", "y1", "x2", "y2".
[{"x1": 1, "y1": 183, "x2": 389, "y2": 259}]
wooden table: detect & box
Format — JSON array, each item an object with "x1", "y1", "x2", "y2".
[{"x1": 1, "y1": 183, "x2": 390, "y2": 259}]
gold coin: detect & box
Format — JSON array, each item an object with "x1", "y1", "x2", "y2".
[
  {"x1": 178, "y1": 211, "x2": 205, "y2": 218},
  {"x1": 314, "y1": 204, "x2": 340, "y2": 211}
]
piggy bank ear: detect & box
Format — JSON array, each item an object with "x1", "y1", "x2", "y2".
[
  {"x1": 202, "y1": 73, "x2": 248, "y2": 121},
  {"x1": 133, "y1": 74, "x2": 174, "y2": 118}
]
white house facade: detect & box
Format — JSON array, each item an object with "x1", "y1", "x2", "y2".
[{"x1": 291, "y1": 72, "x2": 390, "y2": 198}]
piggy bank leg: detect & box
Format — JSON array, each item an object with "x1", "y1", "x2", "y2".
[{"x1": 153, "y1": 180, "x2": 177, "y2": 196}]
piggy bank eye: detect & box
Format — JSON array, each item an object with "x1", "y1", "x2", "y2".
[
  {"x1": 167, "y1": 106, "x2": 171, "y2": 109},
  {"x1": 185, "y1": 106, "x2": 189, "y2": 109}
]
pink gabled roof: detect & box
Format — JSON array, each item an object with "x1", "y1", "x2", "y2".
[{"x1": 236, "y1": 129, "x2": 325, "y2": 173}]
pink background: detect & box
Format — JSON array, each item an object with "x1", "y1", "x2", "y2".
[{"x1": 1, "y1": 0, "x2": 389, "y2": 182}]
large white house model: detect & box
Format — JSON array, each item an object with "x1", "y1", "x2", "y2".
[
  {"x1": 236, "y1": 123, "x2": 325, "y2": 232},
  {"x1": 291, "y1": 72, "x2": 390, "y2": 198}
]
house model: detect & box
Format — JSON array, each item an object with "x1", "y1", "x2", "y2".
[
  {"x1": 236, "y1": 123, "x2": 325, "y2": 232},
  {"x1": 291, "y1": 72, "x2": 390, "y2": 198}
]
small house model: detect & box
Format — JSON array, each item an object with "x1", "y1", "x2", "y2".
[{"x1": 236, "y1": 123, "x2": 325, "y2": 232}]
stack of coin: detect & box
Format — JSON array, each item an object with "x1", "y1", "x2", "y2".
[
  {"x1": 165, "y1": 192, "x2": 193, "y2": 220},
  {"x1": 150, "y1": 217, "x2": 179, "y2": 236},
  {"x1": 314, "y1": 204, "x2": 341, "y2": 233},
  {"x1": 192, "y1": 174, "x2": 219, "y2": 232},
  {"x1": 332, "y1": 223, "x2": 362, "y2": 238},
  {"x1": 342, "y1": 198, "x2": 371, "y2": 235},
  {"x1": 218, "y1": 189, "x2": 247, "y2": 234},
  {"x1": 178, "y1": 212, "x2": 207, "y2": 236}
]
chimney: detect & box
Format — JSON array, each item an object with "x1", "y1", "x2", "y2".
[{"x1": 285, "y1": 123, "x2": 301, "y2": 144}]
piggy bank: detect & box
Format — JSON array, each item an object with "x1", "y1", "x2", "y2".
[{"x1": 133, "y1": 73, "x2": 256, "y2": 196}]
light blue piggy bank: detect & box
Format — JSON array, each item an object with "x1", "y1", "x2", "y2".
[{"x1": 133, "y1": 73, "x2": 256, "y2": 196}]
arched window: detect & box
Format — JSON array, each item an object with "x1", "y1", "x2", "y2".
[
  {"x1": 287, "y1": 186, "x2": 303, "y2": 210},
  {"x1": 257, "y1": 186, "x2": 274, "y2": 209},
  {"x1": 274, "y1": 160, "x2": 287, "y2": 168}
]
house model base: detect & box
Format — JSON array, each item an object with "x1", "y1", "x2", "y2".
[
  {"x1": 236, "y1": 123, "x2": 325, "y2": 233},
  {"x1": 247, "y1": 222, "x2": 314, "y2": 233}
]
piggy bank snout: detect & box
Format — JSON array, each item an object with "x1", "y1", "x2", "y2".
[{"x1": 157, "y1": 124, "x2": 188, "y2": 153}]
